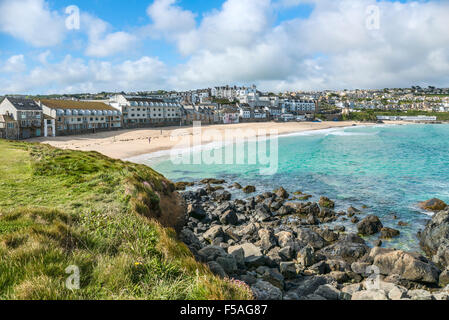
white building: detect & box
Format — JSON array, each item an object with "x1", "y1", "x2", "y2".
[{"x1": 110, "y1": 94, "x2": 182, "y2": 126}]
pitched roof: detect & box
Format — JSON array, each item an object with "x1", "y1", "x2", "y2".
[
  {"x1": 126, "y1": 97, "x2": 165, "y2": 103},
  {"x1": 40, "y1": 99, "x2": 116, "y2": 111},
  {"x1": 5, "y1": 97, "x2": 42, "y2": 111}
]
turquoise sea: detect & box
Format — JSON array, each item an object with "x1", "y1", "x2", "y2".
[{"x1": 134, "y1": 124, "x2": 449, "y2": 252}]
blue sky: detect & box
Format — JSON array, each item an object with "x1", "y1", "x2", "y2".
[{"x1": 0, "y1": 0, "x2": 448, "y2": 94}]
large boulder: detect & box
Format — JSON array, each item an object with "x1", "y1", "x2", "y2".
[
  {"x1": 258, "y1": 229, "x2": 277, "y2": 252},
  {"x1": 276, "y1": 231, "x2": 297, "y2": 249},
  {"x1": 373, "y1": 250, "x2": 440, "y2": 285},
  {"x1": 380, "y1": 227, "x2": 400, "y2": 239},
  {"x1": 203, "y1": 225, "x2": 225, "y2": 243},
  {"x1": 242, "y1": 185, "x2": 256, "y2": 194},
  {"x1": 254, "y1": 203, "x2": 271, "y2": 222},
  {"x1": 297, "y1": 228, "x2": 327, "y2": 250},
  {"x1": 228, "y1": 243, "x2": 265, "y2": 267},
  {"x1": 252, "y1": 280, "x2": 283, "y2": 300},
  {"x1": 419, "y1": 198, "x2": 447, "y2": 212},
  {"x1": 357, "y1": 215, "x2": 383, "y2": 236},
  {"x1": 319, "y1": 197, "x2": 335, "y2": 209},
  {"x1": 318, "y1": 234, "x2": 369, "y2": 264},
  {"x1": 219, "y1": 210, "x2": 239, "y2": 225},
  {"x1": 274, "y1": 187, "x2": 289, "y2": 199},
  {"x1": 212, "y1": 190, "x2": 232, "y2": 202},
  {"x1": 351, "y1": 290, "x2": 388, "y2": 300},
  {"x1": 419, "y1": 210, "x2": 449, "y2": 267},
  {"x1": 198, "y1": 245, "x2": 227, "y2": 262},
  {"x1": 187, "y1": 204, "x2": 207, "y2": 220},
  {"x1": 201, "y1": 178, "x2": 226, "y2": 185}
]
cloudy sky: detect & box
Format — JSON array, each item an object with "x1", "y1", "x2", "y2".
[{"x1": 0, "y1": 0, "x2": 448, "y2": 94}]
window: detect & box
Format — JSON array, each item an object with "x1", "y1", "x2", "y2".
[{"x1": 7, "y1": 123, "x2": 14, "y2": 129}]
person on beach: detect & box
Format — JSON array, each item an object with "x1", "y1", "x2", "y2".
[{"x1": 148, "y1": 137, "x2": 152, "y2": 144}]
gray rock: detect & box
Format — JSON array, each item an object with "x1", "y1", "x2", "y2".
[
  {"x1": 187, "y1": 203, "x2": 207, "y2": 220},
  {"x1": 357, "y1": 215, "x2": 383, "y2": 236},
  {"x1": 275, "y1": 231, "x2": 297, "y2": 248},
  {"x1": 315, "y1": 284, "x2": 341, "y2": 300},
  {"x1": 418, "y1": 198, "x2": 447, "y2": 212},
  {"x1": 342, "y1": 283, "x2": 362, "y2": 295},
  {"x1": 388, "y1": 285, "x2": 408, "y2": 300},
  {"x1": 229, "y1": 243, "x2": 265, "y2": 267},
  {"x1": 297, "y1": 228, "x2": 327, "y2": 250},
  {"x1": 439, "y1": 267, "x2": 449, "y2": 287},
  {"x1": 433, "y1": 292, "x2": 449, "y2": 300},
  {"x1": 203, "y1": 225, "x2": 224, "y2": 243},
  {"x1": 258, "y1": 229, "x2": 277, "y2": 252},
  {"x1": 212, "y1": 190, "x2": 232, "y2": 202},
  {"x1": 318, "y1": 238, "x2": 369, "y2": 264},
  {"x1": 252, "y1": 280, "x2": 283, "y2": 300},
  {"x1": 373, "y1": 250, "x2": 441, "y2": 284},
  {"x1": 278, "y1": 246, "x2": 293, "y2": 261},
  {"x1": 254, "y1": 203, "x2": 271, "y2": 222},
  {"x1": 351, "y1": 290, "x2": 388, "y2": 300},
  {"x1": 308, "y1": 261, "x2": 329, "y2": 275},
  {"x1": 408, "y1": 289, "x2": 434, "y2": 300},
  {"x1": 274, "y1": 187, "x2": 289, "y2": 199},
  {"x1": 242, "y1": 185, "x2": 256, "y2": 194},
  {"x1": 207, "y1": 261, "x2": 227, "y2": 278},
  {"x1": 380, "y1": 227, "x2": 400, "y2": 239},
  {"x1": 198, "y1": 245, "x2": 227, "y2": 262},
  {"x1": 263, "y1": 269, "x2": 285, "y2": 290},
  {"x1": 280, "y1": 262, "x2": 297, "y2": 279},
  {"x1": 294, "y1": 276, "x2": 330, "y2": 297},
  {"x1": 230, "y1": 247, "x2": 245, "y2": 267},
  {"x1": 179, "y1": 228, "x2": 202, "y2": 250},
  {"x1": 419, "y1": 210, "x2": 449, "y2": 267},
  {"x1": 216, "y1": 255, "x2": 237, "y2": 274},
  {"x1": 351, "y1": 262, "x2": 371, "y2": 275},
  {"x1": 297, "y1": 245, "x2": 315, "y2": 268},
  {"x1": 220, "y1": 210, "x2": 238, "y2": 225}
]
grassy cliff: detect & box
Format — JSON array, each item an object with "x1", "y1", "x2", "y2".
[{"x1": 0, "y1": 140, "x2": 252, "y2": 300}]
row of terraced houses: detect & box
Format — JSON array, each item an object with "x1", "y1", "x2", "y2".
[{"x1": 0, "y1": 93, "x2": 317, "y2": 140}]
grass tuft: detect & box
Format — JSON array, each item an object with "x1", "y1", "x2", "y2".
[{"x1": 0, "y1": 140, "x2": 251, "y2": 300}]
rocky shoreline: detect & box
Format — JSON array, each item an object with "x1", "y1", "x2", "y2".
[{"x1": 177, "y1": 180, "x2": 449, "y2": 300}]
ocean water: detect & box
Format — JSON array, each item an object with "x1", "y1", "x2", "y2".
[{"x1": 132, "y1": 124, "x2": 449, "y2": 252}]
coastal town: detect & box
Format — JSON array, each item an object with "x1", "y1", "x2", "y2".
[{"x1": 0, "y1": 85, "x2": 446, "y2": 140}]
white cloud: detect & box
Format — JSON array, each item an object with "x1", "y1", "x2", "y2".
[
  {"x1": 0, "y1": 0, "x2": 66, "y2": 47},
  {"x1": 2, "y1": 0, "x2": 449, "y2": 93},
  {"x1": 82, "y1": 14, "x2": 138, "y2": 58},
  {"x1": 0, "y1": 55, "x2": 167, "y2": 94},
  {"x1": 167, "y1": 0, "x2": 449, "y2": 91},
  {"x1": 2, "y1": 54, "x2": 26, "y2": 73},
  {"x1": 146, "y1": 0, "x2": 196, "y2": 37}
]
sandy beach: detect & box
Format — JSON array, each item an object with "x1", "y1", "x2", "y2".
[{"x1": 30, "y1": 121, "x2": 409, "y2": 160}]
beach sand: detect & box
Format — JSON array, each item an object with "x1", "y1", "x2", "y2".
[{"x1": 30, "y1": 121, "x2": 409, "y2": 160}]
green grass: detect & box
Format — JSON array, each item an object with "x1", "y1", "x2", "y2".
[
  {"x1": 343, "y1": 110, "x2": 449, "y2": 122},
  {"x1": 0, "y1": 140, "x2": 253, "y2": 300}
]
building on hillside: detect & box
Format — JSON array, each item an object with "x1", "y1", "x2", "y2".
[
  {"x1": 282, "y1": 99, "x2": 317, "y2": 114},
  {"x1": 0, "y1": 97, "x2": 43, "y2": 139},
  {"x1": 220, "y1": 107, "x2": 240, "y2": 124},
  {"x1": 109, "y1": 94, "x2": 182, "y2": 127},
  {"x1": 265, "y1": 106, "x2": 282, "y2": 118},
  {"x1": 39, "y1": 99, "x2": 121, "y2": 136},
  {"x1": 253, "y1": 107, "x2": 268, "y2": 120},
  {"x1": 238, "y1": 104, "x2": 252, "y2": 120}
]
